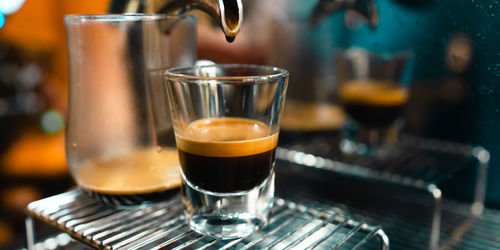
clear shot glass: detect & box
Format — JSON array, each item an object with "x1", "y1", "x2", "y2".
[
  {"x1": 165, "y1": 64, "x2": 288, "y2": 239},
  {"x1": 335, "y1": 48, "x2": 413, "y2": 157}
]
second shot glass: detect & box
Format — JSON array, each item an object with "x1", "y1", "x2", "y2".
[{"x1": 335, "y1": 48, "x2": 413, "y2": 157}]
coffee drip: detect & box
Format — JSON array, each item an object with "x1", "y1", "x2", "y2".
[{"x1": 109, "y1": 0, "x2": 243, "y2": 42}]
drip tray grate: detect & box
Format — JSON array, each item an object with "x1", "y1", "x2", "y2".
[{"x1": 25, "y1": 189, "x2": 389, "y2": 249}]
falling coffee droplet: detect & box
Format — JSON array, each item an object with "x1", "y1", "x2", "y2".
[
  {"x1": 226, "y1": 35, "x2": 235, "y2": 43},
  {"x1": 222, "y1": 0, "x2": 241, "y2": 43}
]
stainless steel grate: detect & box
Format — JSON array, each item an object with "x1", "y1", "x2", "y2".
[
  {"x1": 276, "y1": 133, "x2": 490, "y2": 250},
  {"x1": 25, "y1": 189, "x2": 389, "y2": 250},
  {"x1": 282, "y1": 189, "x2": 500, "y2": 250},
  {"x1": 278, "y1": 134, "x2": 488, "y2": 205}
]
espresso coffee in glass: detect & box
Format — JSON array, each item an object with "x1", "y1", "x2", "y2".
[
  {"x1": 177, "y1": 117, "x2": 277, "y2": 193},
  {"x1": 165, "y1": 64, "x2": 288, "y2": 239},
  {"x1": 339, "y1": 80, "x2": 408, "y2": 128},
  {"x1": 335, "y1": 48, "x2": 413, "y2": 157}
]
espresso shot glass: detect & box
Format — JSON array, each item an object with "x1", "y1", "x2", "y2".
[
  {"x1": 165, "y1": 64, "x2": 288, "y2": 239},
  {"x1": 335, "y1": 48, "x2": 413, "y2": 157}
]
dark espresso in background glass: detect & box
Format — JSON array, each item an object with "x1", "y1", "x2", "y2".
[
  {"x1": 339, "y1": 80, "x2": 408, "y2": 128},
  {"x1": 176, "y1": 117, "x2": 278, "y2": 193}
]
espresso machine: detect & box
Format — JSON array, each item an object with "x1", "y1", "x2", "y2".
[
  {"x1": 20, "y1": 0, "x2": 500, "y2": 249},
  {"x1": 105, "y1": 0, "x2": 498, "y2": 248}
]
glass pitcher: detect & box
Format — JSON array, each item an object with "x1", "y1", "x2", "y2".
[{"x1": 65, "y1": 14, "x2": 196, "y2": 206}]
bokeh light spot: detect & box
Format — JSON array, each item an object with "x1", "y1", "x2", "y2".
[
  {"x1": 0, "y1": 0, "x2": 25, "y2": 15},
  {"x1": 40, "y1": 110, "x2": 64, "y2": 134},
  {"x1": 0, "y1": 13, "x2": 5, "y2": 29}
]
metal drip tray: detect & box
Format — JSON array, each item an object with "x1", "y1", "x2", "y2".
[
  {"x1": 276, "y1": 133, "x2": 489, "y2": 249},
  {"x1": 283, "y1": 190, "x2": 500, "y2": 250},
  {"x1": 278, "y1": 134, "x2": 488, "y2": 200},
  {"x1": 25, "y1": 189, "x2": 389, "y2": 249}
]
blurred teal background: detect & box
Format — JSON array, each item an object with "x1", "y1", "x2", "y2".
[{"x1": 302, "y1": 0, "x2": 500, "y2": 206}]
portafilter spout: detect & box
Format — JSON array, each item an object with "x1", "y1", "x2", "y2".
[{"x1": 109, "y1": 0, "x2": 243, "y2": 42}]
